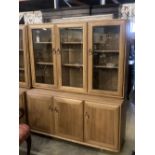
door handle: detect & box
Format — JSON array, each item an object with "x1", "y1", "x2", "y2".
[
  {"x1": 85, "y1": 112, "x2": 89, "y2": 119},
  {"x1": 54, "y1": 107, "x2": 59, "y2": 113},
  {"x1": 52, "y1": 48, "x2": 56, "y2": 54},
  {"x1": 88, "y1": 49, "x2": 93, "y2": 55},
  {"x1": 57, "y1": 48, "x2": 61, "y2": 55}
]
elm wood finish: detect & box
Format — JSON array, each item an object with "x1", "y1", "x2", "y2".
[
  {"x1": 28, "y1": 24, "x2": 57, "y2": 90},
  {"x1": 88, "y1": 20, "x2": 127, "y2": 98},
  {"x1": 27, "y1": 93, "x2": 54, "y2": 134},
  {"x1": 19, "y1": 25, "x2": 31, "y2": 88},
  {"x1": 56, "y1": 22, "x2": 87, "y2": 93},
  {"x1": 54, "y1": 97, "x2": 83, "y2": 141},
  {"x1": 26, "y1": 89, "x2": 125, "y2": 152},
  {"x1": 28, "y1": 19, "x2": 127, "y2": 98},
  {"x1": 84, "y1": 101, "x2": 120, "y2": 150}
]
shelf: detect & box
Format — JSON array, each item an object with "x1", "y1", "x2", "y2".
[
  {"x1": 62, "y1": 63, "x2": 83, "y2": 68},
  {"x1": 61, "y1": 42, "x2": 82, "y2": 44},
  {"x1": 36, "y1": 62, "x2": 53, "y2": 66},
  {"x1": 19, "y1": 67, "x2": 25, "y2": 71},
  {"x1": 34, "y1": 42, "x2": 52, "y2": 44},
  {"x1": 94, "y1": 65, "x2": 118, "y2": 69},
  {"x1": 94, "y1": 50, "x2": 119, "y2": 53}
]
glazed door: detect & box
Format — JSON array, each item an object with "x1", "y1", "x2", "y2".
[
  {"x1": 27, "y1": 94, "x2": 54, "y2": 134},
  {"x1": 19, "y1": 25, "x2": 31, "y2": 88},
  {"x1": 29, "y1": 24, "x2": 57, "y2": 89},
  {"x1": 54, "y1": 97, "x2": 83, "y2": 141},
  {"x1": 56, "y1": 23, "x2": 87, "y2": 93},
  {"x1": 84, "y1": 101, "x2": 120, "y2": 150},
  {"x1": 88, "y1": 20, "x2": 126, "y2": 97}
]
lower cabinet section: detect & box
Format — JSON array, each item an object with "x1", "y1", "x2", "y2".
[
  {"x1": 84, "y1": 101, "x2": 120, "y2": 150},
  {"x1": 26, "y1": 90, "x2": 125, "y2": 152}
]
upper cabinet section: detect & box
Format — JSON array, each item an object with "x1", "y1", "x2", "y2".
[
  {"x1": 29, "y1": 25, "x2": 57, "y2": 89},
  {"x1": 28, "y1": 20, "x2": 127, "y2": 98},
  {"x1": 19, "y1": 25, "x2": 31, "y2": 88},
  {"x1": 56, "y1": 23, "x2": 87, "y2": 93},
  {"x1": 88, "y1": 20, "x2": 126, "y2": 97}
]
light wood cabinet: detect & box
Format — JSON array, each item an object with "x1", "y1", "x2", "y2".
[
  {"x1": 27, "y1": 93, "x2": 54, "y2": 134},
  {"x1": 54, "y1": 97, "x2": 83, "y2": 141},
  {"x1": 84, "y1": 101, "x2": 120, "y2": 150},
  {"x1": 19, "y1": 25, "x2": 31, "y2": 88},
  {"x1": 24, "y1": 19, "x2": 128, "y2": 152}
]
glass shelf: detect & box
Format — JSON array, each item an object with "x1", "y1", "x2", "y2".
[
  {"x1": 94, "y1": 50, "x2": 119, "y2": 53},
  {"x1": 34, "y1": 42, "x2": 53, "y2": 44},
  {"x1": 62, "y1": 63, "x2": 83, "y2": 68},
  {"x1": 62, "y1": 42, "x2": 82, "y2": 44},
  {"x1": 36, "y1": 62, "x2": 53, "y2": 66},
  {"x1": 94, "y1": 65, "x2": 118, "y2": 69}
]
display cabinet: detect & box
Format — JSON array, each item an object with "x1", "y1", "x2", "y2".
[
  {"x1": 28, "y1": 24, "x2": 57, "y2": 89},
  {"x1": 88, "y1": 20, "x2": 126, "y2": 97},
  {"x1": 26, "y1": 19, "x2": 127, "y2": 152},
  {"x1": 19, "y1": 25, "x2": 31, "y2": 88}
]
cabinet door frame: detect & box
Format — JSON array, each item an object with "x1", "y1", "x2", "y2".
[
  {"x1": 84, "y1": 101, "x2": 120, "y2": 150},
  {"x1": 27, "y1": 93, "x2": 54, "y2": 134},
  {"x1": 53, "y1": 97, "x2": 84, "y2": 141},
  {"x1": 88, "y1": 20, "x2": 126, "y2": 98},
  {"x1": 55, "y1": 22, "x2": 87, "y2": 93},
  {"x1": 28, "y1": 24, "x2": 57, "y2": 89},
  {"x1": 19, "y1": 25, "x2": 31, "y2": 88}
]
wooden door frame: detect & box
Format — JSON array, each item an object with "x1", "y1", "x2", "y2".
[
  {"x1": 53, "y1": 97, "x2": 84, "y2": 141},
  {"x1": 55, "y1": 22, "x2": 87, "y2": 93},
  {"x1": 88, "y1": 20, "x2": 127, "y2": 98},
  {"x1": 84, "y1": 101, "x2": 120, "y2": 150},
  {"x1": 19, "y1": 25, "x2": 31, "y2": 88},
  {"x1": 28, "y1": 24, "x2": 57, "y2": 89}
]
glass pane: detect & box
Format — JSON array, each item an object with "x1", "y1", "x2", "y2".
[
  {"x1": 19, "y1": 29, "x2": 25, "y2": 82},
  {"x1": 60, "y1": 28, "x2": 83, "y2": 88},
  {"x1": 92, "y1": 26, "x2": 120, "y2": 91},
  {"x1": 19, "y1": 70, "x2": 25, "y2": 82},
  {"x1": 32, "y1": 28, "x2": 54, "y2": 84},
  {"x1": 19, "y1": 30, "x2": 23, "y2": 50}
]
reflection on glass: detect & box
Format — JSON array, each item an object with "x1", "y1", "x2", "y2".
[
  {"x1": 92, "y1": 26, "x2": 120, "y2": 91},
  {"x1": 32, "y1": 28, "x2": 54, "y2": 84},
  {"x1": 19, "y1": 70, "x2": 25, "y2": 82},
  {"x1": 19, "y1": 29, "x2": 25, "y2": 82},
  {"x1": 60, "y1": 28, "x2": 83, "y2": 88},
  {"x1": 19, "y1": 30, "x2": 23, "y2": 50}
]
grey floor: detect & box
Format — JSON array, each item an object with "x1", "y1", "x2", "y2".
[{"x1": 20, "y1": 101, "x2": 135, "y2": 155}]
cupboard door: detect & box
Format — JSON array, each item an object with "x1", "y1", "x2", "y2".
[
  {"x1": 29, "y1": 25, "x2": 57, "y2": 89},
  {"x1": 84, "y1": 101, "x2": 120, "y2": 150},
  {"x1": 56, "y1": 23, "x2": 87, "y2": 93},
  {"x1": 27, "y1": 94, "x2": 54, "y2": 134},
  {"x1": 19, "y1": 25, "x2": 31, "y2": 88},
  {"x1": 54, "y1": 97, "x2": 83, "y2": 141},
  {"x1": 88, "y1": 20, "x2": 126, "y2": 97}
]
